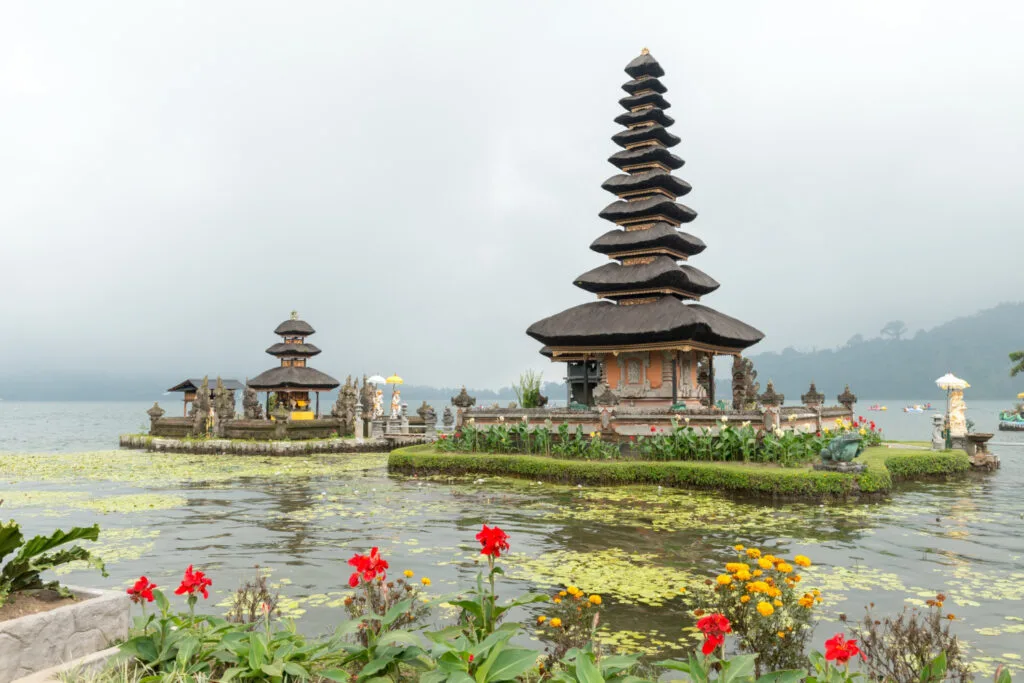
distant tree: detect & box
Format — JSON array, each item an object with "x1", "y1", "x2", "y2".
[
  {"x1": 1011, "y1": 350, "x2": 1024, "y2": 377},
  {"x1": 846, "y1": 333, "x2": 865, "y2": 347},
  {"x1": 880, "y1": 320, "x2": 908, "y2": 341}
]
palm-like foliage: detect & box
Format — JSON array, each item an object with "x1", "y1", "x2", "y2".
[{"x1": 1011, "y1": 350, "x2": 1024, "y2": 377}]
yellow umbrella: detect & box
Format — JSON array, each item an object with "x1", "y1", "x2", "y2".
[
  {"x1": 1017, "y1": 392, "x2": 1024, "y2": 399},
  {"x1": 386, "y1": 373, "x2": 404, "y2": 385}
]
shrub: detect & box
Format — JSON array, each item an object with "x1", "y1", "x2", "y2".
[
  {"x1": 513, "y1": 370, "x2": 545, "y2": 409},
  {"x1": 885, "y1": 452, "x2": 971, "y2": 480},
  {"x1": 849, "y1": 594, "x2": 972, "y2": 682},
  {"x1": 0, "y1": 518, "x2": 106, "y2": 606}
]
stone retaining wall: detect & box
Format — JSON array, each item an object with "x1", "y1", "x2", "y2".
[
  {"x1": 120, "y1": 434, "x2": 391, "y2": 455},
  {"x1": 0, "y1": 587, "x2": 129, "y2": 683}
]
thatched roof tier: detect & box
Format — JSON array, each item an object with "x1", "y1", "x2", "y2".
[
  {"x1": 611, "y1": 125, "x2": 680, "y2": 149},
  {"x1": 265, "y1": 342, "x2": 322, "y2": 357},
  {"x1": 168, "y1": 378, "x2": 244, "y2": 393},
  {"x1": 625, "y1": 51, "x2": 666, "y2": 79},
  {"x1": 590, "y1": 224, "x2": 706, "y2": 258},
  {"x1": 608, "y1": 146, "x2": 684, "y2": 171},
  {"x1": 619, "y1": 91, "x2": 671, "y2": 111},
  {"x1": 614, "y1": 108, "x2": 675, "y2": 128},
  {"x1": 574, "y1": 257, "x2": 719, "y2": 299},
  {"x1": 274, "y1": 319, "x2": 315, "y2": 336},
  {"x1": 601, "y1": 170, "x2": 691, "y2": 198},
  {"x1": 248, "y1": 366, "x2": 339, "y2": 391},
  {"x1": 599, "y1": 195, "x2": 697, "y2": 225},
  {"x1": 621, "y1": 75, "x2": 667, "y2": 95},
  {"x1": 527, "y1": 297, "x2": 763, "y2": 352}
]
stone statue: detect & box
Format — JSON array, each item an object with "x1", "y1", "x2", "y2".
[
  {"x1": 373, "y1": 389, "x2": 384, "y2": 419},
  {"x1": 416, "y1": 400, "x2": 436, "y2": 422},
  {"x1": 213, "y1": 377, "x2": 234, "y2": 423},
  {"x1": 191, "y1": 377, "x2": 212, "y2": 436},
  {"x1": 949, "y1": 389, "x2": 967, "y2": 437},
  {"x1": 593, "y1": 382, "x2": 619, "y2": 407},
  {"x1": 390, "y1": 388, "x2": 401, "y2": 418},
  {"x1": 359, "y1": 375, "x2": 374, "y2": 421},
  {"x1": 696, "y1": 356, "x2": 711, "y2": 407},
  {"x1": 731, "y1": 356, "x2": 760, "y2": 410},
  {"x1": 242, "y1": 384, "x2": 263, "y2": 420},
  {"x1": 451, "y1": 387, "x2": 476, "y2": 411},
  {"x1": 442, "y1": 405, "x2": 454, "y2": 430},
  {"x1": 931, "y1": 413, "x2": 945, "y2": 450},
  {"x1": 819, "y1": 433, "x2": 865, "y2": 463},
  {"x1": 332, "y1": 376, "x2": 359, "y2": 434}
]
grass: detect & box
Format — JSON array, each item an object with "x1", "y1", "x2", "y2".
[{"x1": 388, "y1": 445, "x2": 972, "y2": 500}]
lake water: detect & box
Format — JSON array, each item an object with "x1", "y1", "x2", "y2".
[{"x1": 1, "y1": 400, "x2": 1022, "y2": 675}]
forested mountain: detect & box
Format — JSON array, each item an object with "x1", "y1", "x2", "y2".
[{"x1": 740, "y1": 302, "x2": 1024, "y2": 399}]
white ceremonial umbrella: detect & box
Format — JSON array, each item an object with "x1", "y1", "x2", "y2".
[
  {"x1": 935, "y1": 373, "x2": 970, "y2": 390},
  {"x1": 367, "y1": 375, "x2": 387, "y2": 385}
]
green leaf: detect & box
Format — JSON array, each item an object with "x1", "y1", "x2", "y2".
[
  {"x1": 721, "y1": 654, "x2": 757, "y2": 683},
  {"x1": 261, "y1": 661, "x2": 285, "y2": 677},
  {"x1": 599, "y1": 654, "x2": 641, "y2": 676},
  {"x1": 575, "y1": 651, "x2": 606, "y2": 683},
  {"x1": 359, "y1": 655, "x2": 396, "y2": 680},
  {"x1": 919, "y1": 651, "x2": 947, "y2": 683},
  {"x1": 119, "y1": 635, "x2": 159, "y2": 663},
  {"x1": 0, "y1": 521, "x2": 23, "y2": 565},
  {"x1": 483, "y1": 647, "x2": 542, "y2": 683},
  {"x1": 451, "y1": 599, "x2": 485, "y2": 621},
  {"x1": 654, "y1": 659, "x2": 692, "y2": 673},
  {"x1": 249, "y1": 631, "x2": 267, "y2": 670},
  {"x1": 381, "y1": 597, "x2": 415, "y2": 627},
  {"x1": 320, "y1": 670, "x2": 351, "y2": 682},
  {"x1": 219, "y1": 667, "x2": 244, "y2": 683},
  {"x1": 376, "y1": 629, "x2": 420, "y2": 648},
  {"x1": 755, "y1": 671, "x2": 808, "y2": 683}
]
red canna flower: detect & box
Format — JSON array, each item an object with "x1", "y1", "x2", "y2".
[
  {"x1": 476, "y1": 524, "x2": 510, "y2": 558},
  {"x1": 824, "y1": 633, "x2": 865, "y2": 664},
  {"x1": 650, "y1": 425, "x2": 657, "y2": 433},
  {"x1": 127, "y1": 576, "x2": 157, "y2": 603},
  {"x1": 174, "y1": 565, "x2": 212, "y2": 599},
  {"x1": 348, "y1": 547, "x2": 389, "y2": 587},
  {"x1": 696, "y1": 613, "x2": 731, "y2": 655}
]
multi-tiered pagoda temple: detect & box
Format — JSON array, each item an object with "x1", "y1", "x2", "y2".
[
  {"x1": 249, "y1": 312, "x2": 340, "y2": 418},
  {"x1": 527, "y1": 50, "x2": 764, "y2": 408}
]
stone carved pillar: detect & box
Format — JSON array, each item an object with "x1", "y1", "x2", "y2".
[
  {"x1": 354, "y1": 401, "x2": 364, "y2": 439},
  {"x1": 400, "y1": 402, "x2": 410, "y2": 435},
  {"x1": 931, "y1": 414, "x2": 945, "y2": 450},
  {"x1": 371, "y1": 418, "x2": 384, "y2": 439},
  {"x1": 147, "y1": 402, "x2": 165, "y2": 435}
]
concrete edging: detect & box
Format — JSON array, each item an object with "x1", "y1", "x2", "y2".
[{"x1": 0, "y1": 586, "x2": 129, "y2": 683}]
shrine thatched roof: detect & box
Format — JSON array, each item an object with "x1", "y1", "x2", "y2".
[
  {"x1": 167, "y1": 378, "x2": 244, "y2": 393},
  {"x1": 248, "y1": 366, "x2": 339, "y2": 391},
  {"x1": 590, "y1": 224, "x2": 705, "y2": 258},
  {"x1": 526, "y1": 297, "x2": 764, "y2": 351},
  {"x1": 574, "y1": 257, "x2": 719, "y2": 298},
  {"x1": 274, "y1": 319, "x2": 315, "y2": 336},
  {"x1": 265, "y1": 342, "x2": 322, "y2": 357}
]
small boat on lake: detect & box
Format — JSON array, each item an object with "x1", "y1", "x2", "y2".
[
  {"x1": 999, "y1": 405, "x2": 1024, "y2": 431},
  {"x1": 869, "y1": 404, "x2": 887, "y2": 411}
]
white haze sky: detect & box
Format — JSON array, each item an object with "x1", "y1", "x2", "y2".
[{"x1": 2, "y1": 1, "x2": 1022, "y2": 388}]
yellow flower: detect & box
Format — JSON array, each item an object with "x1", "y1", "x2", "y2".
[
  {"x1": 403, "y1": 570, "x2": 414, "y2": 578},
  {"x1": 725, "y1": 562, "x2": 749, "y2": 574},
  {"x1": 776, "y1": 562, "x2": 794, "y2": 574},
  {"x1": 758, "y1": 558, "x2": 774, "y2": 570},
  {"x1": 734, "y1": 544, "x2": 745, "y2": 552},
  {"x1": 716, "y1": 574, "x2": 733, "y2": 586},
  {"x1": 859, "y1": 428, "x2": 867, "y2": 436},
  {"x1": 752, "y1": 569, "x2": 763, "y2": 577},
  {"x1": 792, "y1": 575, "x2": 801, "y2": 583},
  {"x1": 558, "y1": 590, "x2": 568, "y2": 597},
  {"x1": 768, "y1": 587, "x2": 782, "y2": 598},
  {"x1": 537, "y1": 615, "x2": 546, "y2": 623},
  {"x1": 798, "y1": 596, "x2": 814, "y2": 608},
  {"x1": 757, "y1": 601, "x2": 774, "y2": 617},
  {"x1": 678, "y1": 587, "x2": 687, "y2": 593},
  {"x1": 777, "y1": 631, "x2": 786, "y2": 638},
  {"x1": 773, "y1": 599, "x2": 783, "y2": 607},
  {"x1": 812, "y1": 589, "x2": 821, "y2": 597},
  {"x1": 553, "y1": 597, "x2": 561, "y2": 604},
  {"x1": 746, "y1": 548, "x2": 762, "y2": 559},
  {"x1": 815, "y1": 597, "x2": 823, "y2": 604},
  {"x1": 589, "y1": 594, "x2": 602, "y2": 605},
  {"x1": 823, "y1": 428, "x2": 831, "y2": 436},
  {"x1": 794, "y1": 555, "x2": 811, "y2": 568},
  {"x1": 740, "y1": 595, "x2": 751, "y2": 604},
  {"x1": 421, "y1": 577, "x2": 431, "y2": 586},
  {"x1": 763, "y1": 555, "x2": 777, "y2": 564},
  {"x1": 589, "y1": 431, "x2": 596, "y2": 438},
  {"x1": 747, "y1": 581, "x2": 770, "y2": 593},
  {"x1": 567, "y1": 585, "x2": 579, "y2": 595},
  {"x1": 550, "y1": 617, "x2": 562, "y2": 628},
  {"x1": 735, "y1": 570, "x2": 752, "y2": 581}
]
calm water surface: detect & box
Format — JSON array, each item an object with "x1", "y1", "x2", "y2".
[{"x1": 0, "y1": 401, "x2": 1021, "y2": 675}]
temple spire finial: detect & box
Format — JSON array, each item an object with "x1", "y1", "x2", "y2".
[
  {"x1": 290, "y1": 310, "x2": 299, "y2": 320},
  {"x1": 640, "y1": 47, "x2": 650, "y2": 55}
]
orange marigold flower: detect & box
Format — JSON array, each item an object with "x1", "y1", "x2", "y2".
[{"x1": 746, "y1": 548, "x2": 762, "y2": 559}]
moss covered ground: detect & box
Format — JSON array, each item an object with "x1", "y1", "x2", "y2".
[{"x1": 388, "y1": 445, "x2": 971, "y2": 499}]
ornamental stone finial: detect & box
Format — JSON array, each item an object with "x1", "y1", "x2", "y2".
[
  {"x1": 641, "y1": 47, "x2": 650, "y2": 55},
  {"x1": 801, "y1": 382, "x2": 825, "y2": 409},
  {"x1": 290, "y1": 310, "x2": 298, "y2": 320},
  {"x1": 759, "y1": 381, "x2": 785, "y2": 408},
  {"x1": 837, "y1": 385, "x2": 857, "y2": 412}
]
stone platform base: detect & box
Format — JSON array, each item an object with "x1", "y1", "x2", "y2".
[
  {"x1": 12, "y1": 646, "x2": 120, "y2": 683},
  {"x1": 0, "y1": 587, "x2": 129, "y2": 683},
  {"x1": 969, "y1": 453, "x2": 1000, "y2": 470},
  {"x1": 120, "y1": 434, "x2": 391, "y2": 455},
  {"x1": 813, "y1": 461, "x2": 867, "y2": 474}
]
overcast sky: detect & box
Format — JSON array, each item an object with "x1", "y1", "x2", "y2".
[{"x1": 2, "y1": 1, "x2": 1022, "y2": 388}]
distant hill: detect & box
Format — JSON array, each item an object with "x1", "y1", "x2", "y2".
[{"x1": 735, "y1": 302, "x2": 1024, "y2": 400}]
